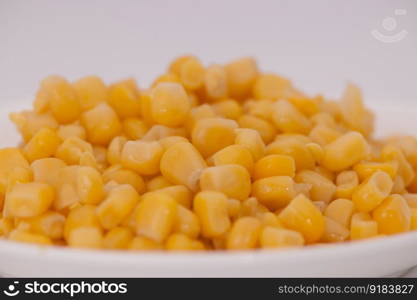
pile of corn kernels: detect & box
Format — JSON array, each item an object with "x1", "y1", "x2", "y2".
[{"x1": 0, "y1": 56, "x2": 416, "y2": 251}]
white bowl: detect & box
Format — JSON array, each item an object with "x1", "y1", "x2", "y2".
[{"x1": 0, "y1": 101, "x2": 416, "y2": 277}]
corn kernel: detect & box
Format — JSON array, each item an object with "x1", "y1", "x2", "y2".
[
  {"x1": 102, "y1": 165, "x2": 145, "y2": 194},
  {"x1": 352, "y1": 171, "x2": 393, "y2": 212},
  {"x1": 403, "y1": 193, "x2": 417, "y2": 209},
  {"x1": 179, "y1": 57, "x2": 205, "y2": 90},
  {"x1": 278, "y1": 194, "x2": 325, "y2": 243},
  {"x1": 23, "y1": 128, "x2": 61, "y2": 162},
  {"x1": 165, "y1": 233, "x2": 203, "y2": 251},
  {"x1": 129, "y1": 236, "x2": 162, "y2": 251},
  {"x1": 253, "y1": 74, "x2": 291, "y2": 100},
  {"x1": 58, "y1": 123, "x2": 87, "y2": 140},
  {"x1": 156, "y1": 185, "x2": 192, "y2": 208},
  {"x1": 142, "y1": 125, "x2": 187, "y2": 141},
  {"x1": 235, "y1": 128, "x2": 266, "y2": 161},
  {"x1": 260, "y1": 226, "x2": 304, "y2": 249},
  {"x1": 252, "y1": 176, "x2": 296, "y2": 210},
  {"x1": 309, "y1": 124, "x2": 341, "y2": 146},
  {"x1": 225, "y1": 57, "x2": 258, "y2": 99},
  {"x1": 55, "y1": 137, "x2": 93, "y2": 165},
  {"x1": 0, "y1": 218, "x2": 13, "y2": 236},
  {"x1": 159, "y1": 136, "x2": 189, "y2": 150},
  {"x1": 350, "y1": 212, "x2": 378, "y2": 240},
  {"x1": 227, "y1": 198, "x2": 242, "y2": 218},
  {"x1": 108, "y1": 78, "x2": 141, "y2": 118},
  {"x1": 194, "y1": 191, "x2": 230, "y2": 238},
  {"x1": 243, "y1": 99, "x2": 274, "y2": 120},
  {"x1": 103, "y1": 227, "x2": 133, "y2": 249},
  {"x1": 9, "y1": 230, "x2": 52, "y2": 245},
  {"x1": 184, "y1": 104, "x2": 217, "y2": 133},
  {"x1": 335, "y1": 170, "x2": 358, "y2": 199},
  {"x1": 107, "y1": 136, "x2": 127, "y2": 166},
  {"x1": 254, "y1": 154, "x2": 295, "y2": 180},
  {"x1": 146, "y1": 175, "x2": 172, "y2": 191},
  {"x1": 139, "y1": 91, "x2": 154, "y2": 125},
  {"x1": 152, "y1": 73, "x2": 182, "y2": 87},
  {"x1": 121, "y1": 140, "x2": 164, "y2": 175},
  {"x1": 258, "y1": 211, "x2": 283, "y2": 228},
  {"x1": 238, "y1": 114, "x2": 276, "y2": 144},
  {"x1": 226, "y1": 217, "x2": 261, "y2": 250},
  {"x1": 174, "y1": 205, "x2": 200, "y2": 238},
  {"x1": 21, "y1": 211, "x2": 65, "y2": 240},
  {"x1": 67, "y1": 226, "x2": 103, "y2": 249},
  {"x1": 0, "y1": 148, "x2": 30, "y2": 195},
  {"x1": 272, "y1": 100, "x2": 311, "y2": 134},
  {"x1": 372, "y1": 194, "x2": 411, "y2": 235},
  {"x1": 266, "y1": 138, "x2": 314, "y2": 170},
  {"x1": 73, "y1": 76, "x2": 108, "y2": 111},
  {"x1": 204, "y1": 64, "x2": 228, "y2": 99},
  {"x1": 295, "y1": 170, "x2": 336, "y2": 203},
  {"x1": 200, "y1": 165, "x2": 251, "y2": 201},
  {"x1": 9, "y1": 111, "x2": 59, "y2": 142},
  {"x1": 322, "y1": 216, "x2": 350, "y2": 243},
  {"x1": 354, "y1": 161, "x2": 397, "y2": 181},
  {"x1": 381, "y1": 145, "x2": 415, "y2": 186},
  {"x1": 324, "y1": 198, "x2": 355, "y2": 227},
  {"x1": 64, "y1": 205, "x2": 101, "y2": 241},
  {"x1": 210, "y1": 145, "x2": 254, "y2": 173},
  {"x1": 211, "y1": 99, "x2": 242, "y2": 121},
  {"x1": 411, "y1": 209, "x2": 417, "y2": 230},
  {"x1": 122, "y1": 118, "x2": 148, "y2": 140},
  {"x1": 76, "y1": 166, "x2": 104, "y2": 205}
]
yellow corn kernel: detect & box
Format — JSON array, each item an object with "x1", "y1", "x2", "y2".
[
  {"x1": 40, "y1": 76, "x2": 81, "y2": 124},
  {"x1": 129, "y1": 236, "x2": 162, "y2": 251},
  {"x1": 179, "y1": 57, "x2": 205, "y2": 90},
  {"x1": 210, "y1": 145, "x2": 254, "y2": 173},
  {"x1": 253, "y1": 154, "x2": 295, "y2": 180},
  {"x1": 9, "y1": 111, "x2": 59, "y2": 142},
  {"x1": 160, "y1": 142, "x2": 207, "y2": 191},
  {"x1": 295, "y1": 170, "x2": 336, "y2": 203},
  {"x1": 76, "y1": 166, "x2": 104, "y2": 204},
  {"x1": 288, "y1": 96, "x2": 320, "y2": 117},
  {"x1": 152, "y1": 72, "x2": 182, "y2": 87},
  {"x1": 372, "y1": 194, "x2": 411, "y2": 235},
  {"x1": 260, "y1": 226, "x2": 304, "y2": 249},
  {"x1": 253, "y1": 73, "x2": 291, "y2": 100},
  {"x1": 150, "y1": 83, "x2": 191, "y2": 127},
  {"x1": 252, "y1": 176, "x2": 296, "y2": 210},
  {"x1": 194, "y1": 191, "x2": 231, "y2": 238},
  {"x1": 165, "y1": 233, "x2": 204, "y2": 251},
  {"x1": 142, "y1": 125, "x2": 187, "y2": 141},
  {"x1": 0, "y1": 148, "x2": 30, "y2": 195},
  {"x1": 306, "y1": 142, "x2": 324, "y2": 164},
  {"x1": 58, "y1": 123, "x2": 87, "y2": 140},
  {"x1": 392, "y1": 176, "x2": 406, "y2": 194},
  {"x1": 121, "y1": 140, "x2": 164, "y2": 175},
  {"x1": 266, "y1": 138, "x2": 314, "y2": 170},
  {"x1": 403, "y1": 193, "x2": 417, "y2": 209},
  {"x1": 73, "y1": 75, "x2": 108, "y2": 111},
  {"x1": 6, "y1": 182, "x2": 54, "y2": 218},
  {"x1": 192, "y1": 118, "x2": 237, "y2": 158},
  {"x1": 5, "y1": 166, "x2": 33, "y2": 196},
  {"x1": 54, "y1": 166, "x2": 80, "y2": 210},
  {"x1": 322, "y1": 216, "x2": 350, "y2": 243},
  {"x1": 102, "y1": 166, "x2": 145, "y2": 194},
  {"x1": 239, "y1": 197, "x2": 267, "y2": 217},
  {"x1": 64, "y1": 205, "x2": 101, "y2": 241},
  {"x1": 294, "y1": 182, "x2": 312, "y2": 198},
  {"x1": 159, "y1": 136, "x2": 189, "y2": 150},
  {"x1": 135, "y1": 192, "x2": 177, "y2": 243},
  {"x1": 34, "y1": 88, "x2": 49, "y2": 113},
  {"x1": 139, "y1": 91, "x2": 154, "y2": 125},
  {"x1": 23, "y1": 128, "x2": 61, "y2": 162},
  {"x1": 350, "y1": 212, "x2": 378, "y2": 240},
  {"x1": 381, "y1": 145, "x2": 415, "y2": 186},
  {"x1": 67, "y1": 226, "x2": 103, "y2": 249},
  {"x1": 103, "y1": 227, "x2": 133, "y2": 249},
  {"x1": 227, "y1": 198, "x2": 242, "y2": 218},
  {"x1": 272, "y1": 100, "x2": 312, "y2": 134},
  {"x1": 411, "y1": 209, "x2": 417, "y2": 230},
  {"x1": 238, "y1": 114, "x2": 277, "y2": 144},
  {"x1": 211, "y1": 99, "x2": 242, "y2": 120},
  {"x1": 335, "y1": 170, "x2": 358, "y2": 199},
  {"x1": 322, "y1": 131, "x2": 369, "y2": 172},
  {"x1": 200, "y1": 165, "x2": 251, "y2": 201},
  {"x1": 107, "y1": 136, "x2": 127, "y2": 166},
  {"x1": 354, "y1": 161, "x2": 397, "y2": 181},
  {"x1": 225, "y1": 57, "x2": 258, "y2": 99},
  {"x1": 258, "y1": 211, "x2": 283, "y2": 228},
  {"x1": 107, "y1": 78, "x2": 141, "y2": 118},
  {"x1": 313, "y1": 201, "x2": 327, "y2": 213},
  {"x1": 184, "y1": 104, "x2": 217, "y2": 132},
  {"x1": 278, "y1": 194, "x2": 325, "y2": 243},
  {"x1": 146, "y1": 175, "x2": 172, "y2": 191},
  {"x1": 9, "y1": 230, "x2": 52, "y2": 246},
  {"x1": 311, "y1": 112, "x2": 335, "y2": 126},
  {"x1": 122, "y1": 118, "x2": 148, "y2": 140},
  {"x1": 79, "y1": 151, "x2": 99, "y2": 170},
  {"x1": 226, "y1": 217, "x2": 261, "y2": 250},
  {"x1": 0, "y1": 218, "x2": 13, "y2": 236},
  {"x1": 204, "y1": 64, "x2": 228, "y2": 99},
  {"x1": 55, "y1": 137, "x2": 94, "y2": 165},
  {"x1": 81, "y1": 103, "x2": 122, "y2": 146},
  {"x1": 174, "y1": 205, "x2": 200, "y2": 238},
  {"x1": 155, "y1": 185, "x2": 192, "y2": 208},
  {"x1": 243, "y1": 99, "x2": 274, "y2": 120},
  {"x1": 188, "y1": 92, "x2": 199, "y2": 107},
  {"x1": 20, "y1": 211, "x2": 65, "y2": 240},
  {"x1": 387, "y1": 135, "x2": 417, "y2": 168},
  {"x1": 97, "y1": 184, "x2": 140, "y2": 230},
  {"x1": 169, "y1": 55, "x2": 195, "y2": 74},
  {"x1": 352, "y1": 171, "x2": 393, "y2": 212},
  {"x1": 234, "y1": 128, "x2": 266, "y2": 161},
  {"x1": 309, "y1": 124, "x2": 341, "y2": 146}
]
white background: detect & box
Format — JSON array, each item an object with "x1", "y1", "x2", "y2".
[{"x1": 0, "y1": 0, "x2": 416, "y2": 104}]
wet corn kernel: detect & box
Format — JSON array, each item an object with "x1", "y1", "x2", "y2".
[
  {"x1": 194, "y1": 191, "x2": 230, "y2": 238},
  {"x1": 352, "y1": 171, "x2": 393, "y2": 212},
  {"x1": 174, "y1": 205, "x2": 200, "y2": 238},
  {"x1": 192, "y1": 118, "x2": 237, "y2": 157},
  {"x1": 121, "y1": 140, "x2": 164, "y2": 175},
  {"x1": 350, "y1": 212, "x2": 378, "y2": 240},
  {"x1": 107, "y1": 79, "x2": 141, "y2": 118},
  {"x1": 75, "y1": 166, "x2": 105, "y2": 205},
  {"x1": 58, "y1": 123, "x2": 87, "y2": 141},
  {"x1": 288, "y1": 96, "x2": 320, "y2": 117},
  {"x1": 55, "y1": 137, "x2": 93, "y2": 165},
  {"x1": 235, "y1": 128, "x2": 266, "y2": 162},
  {"x1": 252, "y1": 176, "x2": 296, "y2": 210},
  {"x1": 179, "y1": 57, "x2": 205, "y2": 90},
  {"x1": 81, "y1": 103, "x2": 122, "y2": 146},
  {"x1": 103, "y1": 227, "x2": 133, "y2": 249},
  {"x1": 64, "y1": 205, "x2": 101, "y2": 241},
  {"x1": 306, "y1": 143, "x2": 324, "y2": 164},
  {"x1": 403, "y1": 193, "x2": 417, "y2": 209},
  {"x1": 31, "y1": 158, "x2": 65, "y2": 188},
  {"x1": 142, "y1": 125, "x2": 187, "y2": 141},
  {"x1": 152, "y1": 73, "x2": 182, "y2": 87},
  {"x1": 226, "y1": 217, "x2": 261, "y2": 250},
  {"x1": 160, "y1": 142, "x2": 207, "y2": 191},
  {"x1": 225, "y1": 57, "x2": 258, "y2": 99},
  {"x1": 97, "y1": 184, "x2": 139, "y2": 230},
  {"x1": 6, "y1": 182, "x2": 54, "y2": 218},
  {"x1": 392, "y1": 176, "x2": 406, "y2": 194},
  {"x1": 309, "y1": 124, "x2": 341, "y2": 146},
  {"x1": 272, "y1": 100, "x2": 311, "y2": 134},
  {"x1": 9, "y1": 230, "x2": 52, "y2": 245},
  {"x1": 122, "y1": 118, "x2": 148, "y2": 140},
  {"x1": 278, "y1": 194, "x2": 325, "y2": 243},
  {"x1": 107, "y1": 136, "x2": 127, "y2": 166},
  {"x1": 243, "y1": 99, "x2": 274, "y2": 120},
  {"x1": 9, "y1": 111, "x2": 59, "y2": 142},
  {"x1": 227, "y1": 198, "x2": 242, "y2": 219},
  {"x1": 40, "y1": 76, "x2": 81, "y2": 124},
  {"x1": 0, "y1": 148, "x2": 30, "y2": 195},
  {"x1": 67, "y1": 226, "x2": 103, "y2": 249},
  {"x1": 150, "y1": 83, "x2": 191, "y2": 127},
  {"x1": 253, "y1": 74, "x2": 291, "y2": 100},
  {"x1": 239, "y1": 197, "x2": 268, "y2": 217},
  {"x1": 102, "y1": 166, "x2": 145, "y2": 194},
  {"x1": 254, "y1": 154, "x2": 295, "y2": 180},
  {"x1": 157, "y1": 186, "x2": 193, "y2": 208},
  {"x1": 266, "y1": 137, "x2": 314, "y2": 170},
  {"x1": 335, "y1": 171, "x2": 359, "y2": 199},
  {"x1": 0, "y1": 218, "x2": 13, "y2": 236},
  {"x1": 23, "y1": 128, "x2": 61, "y2": 162},
  {"x1": 73, "y1": 76, "x2": 108, "y2": 111},
  {"x1": 20, "y1": 211, "x2": 65, "y2": 240},
  {"x1": 139, "y1": 91, "x2": 154, "y2": 125},
  {"x1": 165, "y1": 233, "x2": 204, "y2": 251},
  {"x1": 381, "y1": 145, "x2": 415, "y2": 186},
  {"x1": 372, "y1": 194, "x2": 411, "y2": 235},
  {"x1": 322, "y1": 132, "x2": 369, "y2": 172},
  {"x1": 238, "y1": 114, "x2": 276, "y2": 143},
  {"x1": 212, "y1": 99, "x2": 242, "y2": 120},
  {"x1": 258, "y1": 211, "x2": 283, "y2": 228},
  {"x1": 322, "y1": 216, "x2": 350, "y2": 243},
  {"x1": 204, "y1": 64, "x2": 228, "y2": 100},
  {"x1": 260, "y1": 226, "x2": 304, "y2": 249},
  {"x1": 295, "y1": 170, "x2": 336, "y2": 203},
  {"x1": 200, "y1": 165, "x2": 251, "y2": 201},
  {"x1": 210, "y1": 145, "x2": 254, "y2": 173},
  {"x1": 353, "y1": 161, "x2": 397, "y2": 181},
  {"x1": 54, "y1": 166, "x2": 81, "y2": 210},
  {"x1": 146, "y1": 175, "x2": 172, "y2": 191},
  {"x1": 135, "y1": 192, "x2": 177, "y2": 243},
  {"x1": 185, "y1": 104, "x2": 217, "y2": 132},
  {"x1": 129, "y1": 236, "x2": 162, "y2": 251}
]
